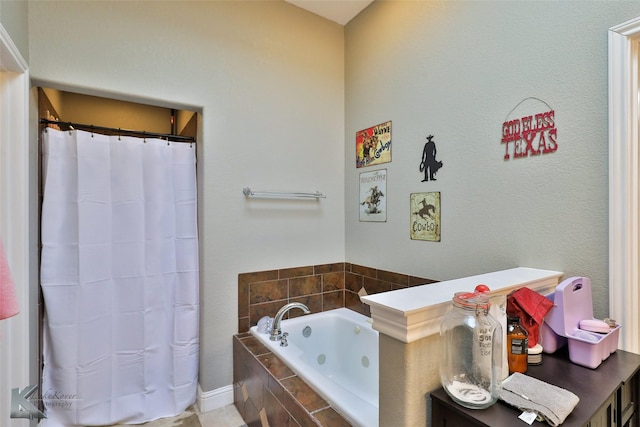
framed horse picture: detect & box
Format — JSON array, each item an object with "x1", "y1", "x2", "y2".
[
  {"x1": 359, "y1": 169, "x2": 387, "y2": 222},
  {"x1": 410, "y1": 192, "x2": 441, "y2": 241}
]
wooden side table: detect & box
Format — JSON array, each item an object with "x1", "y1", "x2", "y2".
[{"x1": 430, "y1": 349, "x2": 640, "y2": 427}]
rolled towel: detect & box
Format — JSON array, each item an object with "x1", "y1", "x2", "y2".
[
  {"x1": 0, "y1": 240, "x2": 19, "y2": 320},
  {"x1": 500, "y1": 372, "x2": 579, "y2": 426}
]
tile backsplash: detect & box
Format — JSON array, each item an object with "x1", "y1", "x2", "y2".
[{"x1": 237, "y1": 262, "x2": 436, "y2": 333}]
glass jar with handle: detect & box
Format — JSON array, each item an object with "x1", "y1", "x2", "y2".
[{"x1": 439, "y1": 290, "x2": 503, "y2": 409}]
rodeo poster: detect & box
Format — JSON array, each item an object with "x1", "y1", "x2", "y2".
[
  {"x1": 410, "y1": 192, "x2": 441, "y2": 241},
  {"x1": 356, "y1": 121, "x2": 392, "y2": 168},
  {"x1": 359, "y1": 169, "x2": 387, "y2": 222}
]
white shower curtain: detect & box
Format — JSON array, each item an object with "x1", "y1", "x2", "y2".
[{"x1": 40, "y1": 128, "x2": 199, "y2": 426}]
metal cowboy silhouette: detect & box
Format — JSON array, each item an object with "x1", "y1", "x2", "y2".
[{"x1": 420, "y1": 135, "x2": 443, "y2": 181}]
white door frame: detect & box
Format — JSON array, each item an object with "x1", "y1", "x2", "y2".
[
  {"x1": 609, "y1": 17, "x2": 640, "y2": 354},
  {"x1": 0, "y1": 23, "x2": 32, "y2": 424}
]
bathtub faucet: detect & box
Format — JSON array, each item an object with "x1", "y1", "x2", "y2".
[{"x1": 270, "y1": 302, "x2": 311, "y2": 341}]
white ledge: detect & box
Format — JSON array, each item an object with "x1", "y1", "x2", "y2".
[{"x1": 360, "y1": 267, "x2": 563, "y2": 343}]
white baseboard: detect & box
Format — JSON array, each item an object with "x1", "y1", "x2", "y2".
[{"x1": 197, "y1": 383, "x2": 234, "y2": 413}]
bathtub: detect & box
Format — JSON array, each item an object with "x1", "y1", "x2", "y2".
[{"x1": 250, "y1": 307, "x2": 379, "y2": 427}]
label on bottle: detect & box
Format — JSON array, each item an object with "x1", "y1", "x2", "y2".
[{"x1": 510, "y1": 337, "x2": 527, "y2": 355}]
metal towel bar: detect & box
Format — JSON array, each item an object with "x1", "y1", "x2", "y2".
[{"x1": 242, "y1": 187, "x2": 326, "y2": 199}]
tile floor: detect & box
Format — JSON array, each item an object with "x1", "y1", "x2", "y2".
[{"x1": 107, "y1": 404, "x2": 247, "y2": 427}]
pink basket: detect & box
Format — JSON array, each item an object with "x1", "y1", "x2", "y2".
[{"x1": 540, "y1": 277, "x2": 620, "y2": 369}]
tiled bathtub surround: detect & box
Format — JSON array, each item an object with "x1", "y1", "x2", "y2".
[
  {"x1": 235, "y1": 263, "x2": 437, "y2": 426},
  {"x1": 234, "y1": 333, "x2": 351, "y2": 427},
  {"x1": 237, "y1": 262, "x2": 437, "y2": 333}
]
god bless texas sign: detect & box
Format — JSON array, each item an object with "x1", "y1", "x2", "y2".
[{"x1": 501, "y1": 98, "x2": 557, "y2": 160}]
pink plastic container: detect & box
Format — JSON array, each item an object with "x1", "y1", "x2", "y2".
[{"x1": 540, "y1": 277, "x2": 620, "y2": 369}]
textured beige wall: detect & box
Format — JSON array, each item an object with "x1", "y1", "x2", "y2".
[
  {"x1": 380, "y1": 333, "x2": 441, "y2": 426},
  {"x1": 28, "y1": 0, "x2": 345, "y2": 393},
  {"x1": 345, "y1": 1, "x2": 640, "y2": 319},
  {"x1": 0, "y1": 0, "x2": 28, "y2": 62}
]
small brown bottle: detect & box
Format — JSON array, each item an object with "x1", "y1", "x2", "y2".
[{"x1": 507, "y1": 316, "x2": 528, "y2": 374}]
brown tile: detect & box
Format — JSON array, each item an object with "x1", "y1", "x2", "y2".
[
  {"x1": 283, "y1": 393, "x2": 318, "y2": 427},
  {"x1": 280, "y1": 266, "x2": 314, "y2": 279},
  {"x1": 250, "y1": 279, "x2": 289, "y2": 304},
  {"x1": 322, "y1": 272, "x2": 344, "y2": 292},
  {"x1": 240, "y1": 271, "x2": 279, "y2": 328},
  {"x1": 391, "y1": 283, "x2": 408, "y2": 291},
  {"x1": 250, "y1": 355, "x2": 273, "y2": 393},
  {"x1": 363, "y1": 276, "x2": 392, "y2": 294},
  {"x1": 244, "y1": 367, "x2": 265, "y2": 415},
  {"x1": 323, "y1": 290, "x2": 344, "y2": 311},
  {"x1": 234, "y1": 382, "x2": 246, "y2": 417},
  {"x1": 239, "y1": 270, "x2": 279, "y2": 286},
  {"x1": 409, "y1": 276, "x2": 438, "y2": 287},
  {"x1": 259, "y1": 353, "x2": 296, "y2": 380},
  {"x1": 239, "y1": 278, "x2": 250, "y2": 318},
  {"x1": 290, "y1": 276, "x2": 322, "y2": 297},
  {"x1": 288, "y1": 417, "x2": 302, "y2": 427},
  {"x1": 290, "y1": 295, "x2": 322, "y2": 315},
  {"x1": 281, "y1": 376, "x2": 328, "y2": 413},
  {"x1": 250, "y1": 301, "x2": 284, "y2": 326},
  {"x1": 345, "y1": 291, "x2": 370, "y2": 317},
  {"x1": 240, "y1": 335, "x2": 271, "y2": 357},
  {"x1": 350, "y1": 264, "x2": 377, "y2": 278},
  {"x1": 243, "y1": 396, "x2": 261, "y2": 427},
  {"x1": 345, "y1": 272, "x2": 363, "y2": 293},
  {"x1": 235, "y1": 342, "x2": 250, "y2": 381},
  {"x1": 235, "y1": 335, "x2": 250, "y2": 362},
  {"x1": 267, "y1": 374, "x2": 286, "y2": 403},
  {"x1": 264, "y1": 387, "x2": 293, "y2": 427},
  {"x1": 233, "y1": 337, "x2": 245, "y2": 383},
  {"x1": 377, "y1": 269, "x2": 408, "y2": 287},
  {"x1": 312, "y1": 407, "x2": 352, "y2": 426},
  {"x1": 259, "y1": 408, "x2": 269, "y2": 427},
  {"x1": 239, "y1": 316, "x2": 250, "y2": 333},
  {"x1": 314, "y1": 262, "x2": 345, "y2": 274}
]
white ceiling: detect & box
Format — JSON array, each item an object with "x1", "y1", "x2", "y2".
[{"x1": 285, "y1": 0, "x2": 374, "y2": 25}]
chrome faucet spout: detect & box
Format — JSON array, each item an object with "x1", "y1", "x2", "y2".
[{"x1": 270, "y1": 302, "x2": 311, "y2": 341}]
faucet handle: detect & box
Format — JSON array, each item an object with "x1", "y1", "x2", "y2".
[{"x1": 280, "y1": 332, "x2": 289, "y2": 347}]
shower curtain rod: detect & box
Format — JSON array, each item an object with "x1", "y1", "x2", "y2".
[{"x1": 39, "y1": 119, "x2": 196, "y2": 143}]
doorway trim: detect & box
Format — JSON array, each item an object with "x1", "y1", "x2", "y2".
[
  {"x1": 0, "y1": 22, "x2": 32, "y2": 419},
  {"x1": 609, "y1": 17, "x2": 640, "y2": 353}
]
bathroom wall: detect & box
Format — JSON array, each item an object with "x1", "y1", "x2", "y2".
[
  {"x1": 27, "y1": 1, "x2": 345, "y2": 394},
  {"x1": 0, "y1": 0, "x2": 28, "y2": 63},
  {"x1": 345, "y1": 1, "x2": 640, "y2": 319},
  {"x1": 237, "y1": 262, "x2": 436, "y2": 332},
  {"x1": 24, "y1": 0, "x2": 640, "y2": 409}
]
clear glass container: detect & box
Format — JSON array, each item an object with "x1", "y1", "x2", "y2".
[{"x1": 439, "y1": 291, "x2": 503, "y2": 409}]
